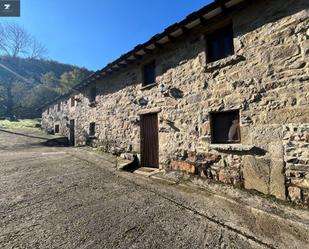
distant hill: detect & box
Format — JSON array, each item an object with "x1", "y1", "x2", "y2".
[{"x1": 0, "y1": 56, "x2": 93, "y2": 118}]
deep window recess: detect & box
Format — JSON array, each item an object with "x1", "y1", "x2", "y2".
[
  {"x1": 70, "y1": 97, "x2": 75, "y2": 107},
  {"x1": 206, "y1": 24, "x2": 234, "y2": 63},
  {"x1": 57, "y1": 102, "x2": 61, "y2": 111},
  {"x1": 142, "y1": 61, "x2": 156, "y2": 86},
  {"x1": 54, "y1": 124, "x2": 60, "y2": 133},
  {"x1": 210, "y1": 110, "x2": 240, "y2": 144},
  {"x1": 90, "y1": 87, "x2": 97, "y2": 102},
  {"x1": 89, "y1": 122, "x2": 95, "y2": 136}
]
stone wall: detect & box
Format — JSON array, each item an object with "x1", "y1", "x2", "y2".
[
  {"x1": 284, "y1": 124, "x2": 309, "y2": 205},
  {"x1": 42, "y1": 99, "x2": 70, "y2": 137},
  {"x1": 42, "y1": 0, "x2": 309, "y2": 206}
]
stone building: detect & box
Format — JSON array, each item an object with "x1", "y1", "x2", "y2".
[{"x1": 41, "y1": 0, "x2": 309, "y2": 206}]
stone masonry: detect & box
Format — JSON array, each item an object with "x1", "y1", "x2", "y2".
[{"x1": 42, "y1": 0, "x2": 309, "y2": 206}]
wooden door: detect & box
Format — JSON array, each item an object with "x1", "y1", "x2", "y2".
[
  {"x1": 69, "y1": 119, "x2": 75, "y2": 146},
  {"x1": 140, "y1": 113, "x2": 159, "y2": 168}
]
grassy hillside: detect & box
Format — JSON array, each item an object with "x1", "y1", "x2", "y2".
[{"x1": 0, "y1": 119, "x2": 39, "y2": 129}]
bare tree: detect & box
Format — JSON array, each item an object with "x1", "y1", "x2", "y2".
[
  {"x1": 0, "y1": 23, "x2": 29, "y2": 58},
  {"x1": 29, "y1": 37, "x2": 47, "y2": 59},
  {"x1": 0, "y1": 23, "x2": 47, "y2": 119}
]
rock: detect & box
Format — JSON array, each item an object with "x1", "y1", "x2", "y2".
[
  {"x1": 288, "y1": 186, "x2": 302, "y2": 203},
  {"x1": 240, "y1": 116, "x2": 253, "y2": 125},
  {"x1": 300, "y1": 39, "x2": 309, "y2": 55},
  {"x1": 171, "y1": 160, "x2": 196, "y2": 174},
  {"x1": 169, "y1": 87, "x2": 184, "y2": 99},
  {"x1": 138, "y1": 97, "x2": 148, "y2": 106},
  {"x1": 270, "y1": 160, "x2": 286, "y2": 200},
  {"x1": 243, "y1": 156, "x2": 271, "y2": 195},
  {"x1": 197, "y1": 153, "x2": 221, "y2": 162},
  {"x1": 291, "y1": 178, "x2": 309, "y2": 189},
  {"x1": 218, "y1": 168, "x2": 230, "y2": 183},
  {"x1": 187, "y1": 151, "x2": 196, "y2": 162},
  {"x1": 129, "y1": 116, "x2": 139, "y2": 124},
  {"x1": 305, "y1": 133, "x2": 309, "y2": 143},
  {"x1": 120, "y1": 153, "x2": 135, "y2": 161},
  {"x1": 262, "y1": 44, "x2": 300, "y2": 63},
  {"x1": 200, "y1": 122, "x2": 210, "y2": 136}
]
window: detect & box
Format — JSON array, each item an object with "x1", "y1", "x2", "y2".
[
  {"x1": 89, "y1": 87, "x2": 96, "y2": 103},
  {"x1": 210, "y1": 110, "x2": 240, "y2": 144},
  {"x1": 54, "y1": 124, "x2": 60, "y2": 134},
  {"x1": 206, "y1": 24, "x2": 234, "y2": 63},
  {"x1": 142, "y1": 61, "x2": 156, "y2": 86},
  {"x1": 57, "y1": 102, "x2": 61, "y2": 112},
  {"x1": 89, "y1": 122, "x2": 95, "y2": 136},
  {"x1": 70, "y1": 97, "x2": 75, "y2": 107}
]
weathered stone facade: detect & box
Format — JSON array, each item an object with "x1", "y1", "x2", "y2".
[{"x1": 42, "y1": 0, "x2": 309, "y2": 206}]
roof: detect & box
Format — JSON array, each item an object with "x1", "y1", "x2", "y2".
[{"x1": 39, "y1": 0, "x2": 246, "y2": 110}]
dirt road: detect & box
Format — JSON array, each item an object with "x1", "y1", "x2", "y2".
[{"x1": 0, "y1": 129, "x2": 308, "y2": 249}]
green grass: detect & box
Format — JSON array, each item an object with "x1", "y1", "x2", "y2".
[{"x1": 0, "y1": 119, "x2": 40, "y2": 129}]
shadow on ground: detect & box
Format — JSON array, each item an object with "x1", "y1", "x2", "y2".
[
  {"x1": 43, "y1": 137, "x2": 70, "y2": 147},
  {"x1": 121, "y1": 155, "x2": 140, "y2": 172},
  {"x1": 0, "y1": 129, "x2": 48, "y2": 140},
  {"x1": 0, "y1": 129, "x2": 70, "y2": 149}
]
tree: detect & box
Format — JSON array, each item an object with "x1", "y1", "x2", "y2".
[
  {"x1": 0, "y1": 23, "x2": 47, "y2": 120},
  {"x1": 59, "y1": 68, "x2": 88, "y2": 93},
  {"x1": 0, "y1": 23, "x2": 46, "y2": 59},
  {"x1": 40, "y1": 71, "x2": 59, "y2": 88},
  {"x1": 0, "y1": 84, "x2": 5, "y2": 117}
]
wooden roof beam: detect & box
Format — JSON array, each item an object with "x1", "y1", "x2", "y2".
[
  {"x1": 106, "y1": 69, "x2": 113, "y2": 75},
  {"x1": 134, "y1": 54, "x2": 142, "y2": 60},
  {"x1": 143, "y1": 48, "x2": 153, "y2": 54},
  {"x1": 154, "y1": 42, "x2": 163, "y2": 49},
  {"x1": 215, "y1": 0, "x2": 227, "y2": 15},
  {"x1": 112, "y1": 67, "x2": 119, "y2": 72},
  {"x1": 125, "y1": 58, "x2": 136, "y2": 64},
  {"x1": 119, "y1": 63, "x2": 127, "y2": 68},
  {"x1": 168, "y1": 34, "x2": 176, "y2": 43},
  {"x1": 200, "y1": 17, "x2": 208, "y2": 26},
  {"x1": 181, "y1": 26, "x2": 191, "y2": 35}
]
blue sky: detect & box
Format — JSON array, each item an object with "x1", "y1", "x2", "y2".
[{"x1": 2, "y1": 0, "x2": 212, "y2": 70}]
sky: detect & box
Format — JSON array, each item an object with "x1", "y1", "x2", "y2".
[{"x1": 2, "y1": 0, "x2": 212, "y2": 71}]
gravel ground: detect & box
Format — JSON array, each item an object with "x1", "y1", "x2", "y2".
[{"x1": 0, "y1": 129, "x2": 308, "y2": 249}]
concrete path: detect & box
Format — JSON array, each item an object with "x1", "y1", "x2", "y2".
[{"x1": 0, "y1": 129, "x2": 308, "y2": 249}]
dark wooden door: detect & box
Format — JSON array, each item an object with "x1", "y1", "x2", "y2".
[
  {"x1": 140, "y1": 113, "x2": 159, "y2": 168},
  {"x1": 69, "y1": 119, "x2": 75, "y2": 146}
]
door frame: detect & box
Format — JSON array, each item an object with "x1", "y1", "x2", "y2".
[{"x1": 69, "y1": 119, "x2": 75, "y2": 146}]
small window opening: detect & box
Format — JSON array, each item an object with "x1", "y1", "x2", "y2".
[
  {"x1": 206, "y1": 24, "x2": 234, "y2": 63},
  {"x1": 57, "y1": 102, "x2": 61, "y2": 112},
  {"x1": 142, "y1": 61, "x2": 156, "y2": 86},
  {"x1": 89, "y1": 87, "x2": 96, "y2": 103},
  {"x1": 54, "y1": 124, "x2": 60, "y2": 134},
  {"x1": 70, "y1": 97, "x2": 75, "y2": 107},
  {"x1": 89, "y1": 122, "x2": 95, "y2": 136},
  {"x1": 210, "y1": 110, "x2": 240, "y2": 144}
]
